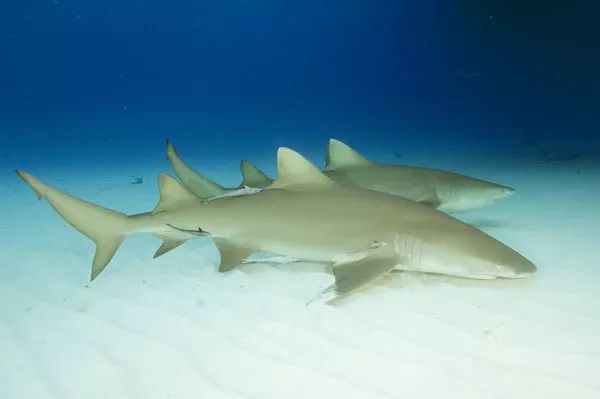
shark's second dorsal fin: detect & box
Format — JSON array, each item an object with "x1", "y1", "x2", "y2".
[
  {"x1": 269, "y1": 148, "x2": 336, "y2": 190},
  {"x1": 240, "y1": 160, "x2": 273, "y2": 188},
  {"x1": 154, "y1": 173, "x2": 201, "y2": 214},
  {"x1": 325, "y1": 139, "x2": 372, "y2": 170}
]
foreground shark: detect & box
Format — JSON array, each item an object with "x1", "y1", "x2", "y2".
[
  {"x1": 166, "y1": 139, "x2": 515, "y2": 213},
  {"x1": 16, "y1": 148, "x2": 535, "y2": 303}
]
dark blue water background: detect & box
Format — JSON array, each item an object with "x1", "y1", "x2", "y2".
[{"x1": 1, "y1": 1, "x2": 598, "y2": 171}]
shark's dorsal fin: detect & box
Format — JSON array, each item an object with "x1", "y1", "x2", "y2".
[
  {"x1": 240, "y1": 160, "x2": 273, "y2": 188},
  {"x1": 154, "y1": 173, "x2": 201, "y2": 214},
  {"x1": 166, "y1": 139, "x2": 227, "y2": 198},
  {"x1": 325, "y1": 139, "x2": 372, "y2": 170},
  {"x1": 270, "y1": 148, "x2": 336, "y2": 190}
]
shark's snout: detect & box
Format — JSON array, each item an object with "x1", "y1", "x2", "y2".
[
  {"x1": 484, "y1": 185, "x2": 514, "y2": 204},
  {"x1": 497, "y1": 254, "x2": 537, "y2": 278},
  {"x1": 501, "y1": 186, "x2": 515, "y2": 196}
]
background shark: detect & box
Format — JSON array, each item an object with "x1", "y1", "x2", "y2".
[
  {"x1": 17, "y1": 147, "x2": 535, "y2": 303},
  {"x1": 167, "y1": 139, "x2": 515, "y2": 213}
]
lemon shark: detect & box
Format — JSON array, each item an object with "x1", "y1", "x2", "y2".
[
  {"x1": 16, "y1": 148, "x2": 535, "y2": 303},
  {"x1": 166, "y1": 139, "x2": 515, "y2": 213}
]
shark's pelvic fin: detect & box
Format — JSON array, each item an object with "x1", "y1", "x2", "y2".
[
  {"x1": 16, "y1": 169, "x2": 131, "y2": 281},
  {"x1": 212, "y1": 238, "x2": 255, "y2": 272},
  {"x1": 326, "y1": 256, "x2": 397, "y2": 304},
  {"x1": 166, "y1": 139, "x2": 227, "y2": 198},
  {"x1": 240, "y1": 160, "x2": 273, "y2": 188},
  {"x1": 325, "y1": 139, "x2": 372, "y2": 170},
  {"x1": 153, "y1": 173, "x2": 201, "y2": 214},
  {"x1": 269, "y1": 147, "x2": 337, "y2": 190}
]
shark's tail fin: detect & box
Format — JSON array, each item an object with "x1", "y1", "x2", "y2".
[
  {"x1": 16, "y1": 169, "x2": 132, "y2": 280},
  {"x1": 239, "y1": 160, "x2": 273, "y2": 188},
  {"x1": 166, "y1": 139, "x2": 227, "y2": 198}
]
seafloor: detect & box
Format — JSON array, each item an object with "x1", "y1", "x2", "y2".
[{"x1": 1, "y1": 141, "x2": 599, "y2": 399}]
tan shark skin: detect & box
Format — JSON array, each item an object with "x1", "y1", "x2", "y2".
[
  {"x1": 16, "y1": 148, "x2": 535, "y2": 302},
  {"x1": 167, "y1": 139, "x2": 514, "y2": 213},
  {"x1": 324, "y1": 139, "x2": 515, "y2": 213}
]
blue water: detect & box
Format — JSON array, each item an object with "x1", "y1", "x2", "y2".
[
  {"x1": 3, "y1": 3, "x2": 600, "y2": 398},
  {"x1": 2, "y1": 1, "x2": 599, "y2": 173}
]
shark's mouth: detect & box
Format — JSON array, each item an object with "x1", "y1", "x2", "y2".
[
  {"x1": 418, "y1": 269, "x2": 532, "y2": 280},
  {"x1": 470, "y1": 270, "x2": 534, "y2": 279},
  {"x1": 450, "y1": 272, "x2": 498, "y2": 280}
]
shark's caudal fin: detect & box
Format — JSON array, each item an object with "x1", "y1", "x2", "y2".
[
  {"x1": 16, "y1": 169, "x2": 132, "y2": 280},
  {"x1": 166, "y1": 139, "x2": 227, "y2": 198},
  {"x1": 16, "y1": 170, "x2": 202, "y2": 277},
  {"x1": 269, "y1": 148, "x2": 337, "y2": 190},
  {"x1": 239, "y1": 160, "x2": 273, "y2": 188},
  {"x1": 325, "y1": 139, "x2": 372, "y2": 170}
]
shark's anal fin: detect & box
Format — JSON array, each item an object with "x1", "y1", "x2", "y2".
[
  {"x1": 240, "y1": 160, "x2": 273, "y2": 188},
  {"x1": 213, "y1": 238, "x2": 255, "y2": 272},
  {"x1": 326, "y1": 256, "x2": 397, "y2": 304},
  {"x1": 92, "y1": 236, "x2": 124, "y2": 280},
  {"x1": 154, "y1": 239, "x2": 187, "y2": 258}
]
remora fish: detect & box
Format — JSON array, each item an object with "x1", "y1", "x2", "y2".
[
  {"x1": 16, "y1": 148, "x2": 535, "y2": 303},
  {"x1": 166, "y1": 139, "x2": 515, "y2": 213}
]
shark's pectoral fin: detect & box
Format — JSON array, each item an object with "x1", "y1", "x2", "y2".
[
  {"x1": 325, "y1": 256, "x2": 397, "y2": 304},
  {"x1": 213, "y1": 238, "x2": 255, "y2": 272},
  {"x1": 154, "y1": 239, "x2": 187, "y2": 258}
]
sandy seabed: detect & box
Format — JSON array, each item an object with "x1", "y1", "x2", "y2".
[{"x1": 1, "y1": 150, "x2": 599, "y2": 399}]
